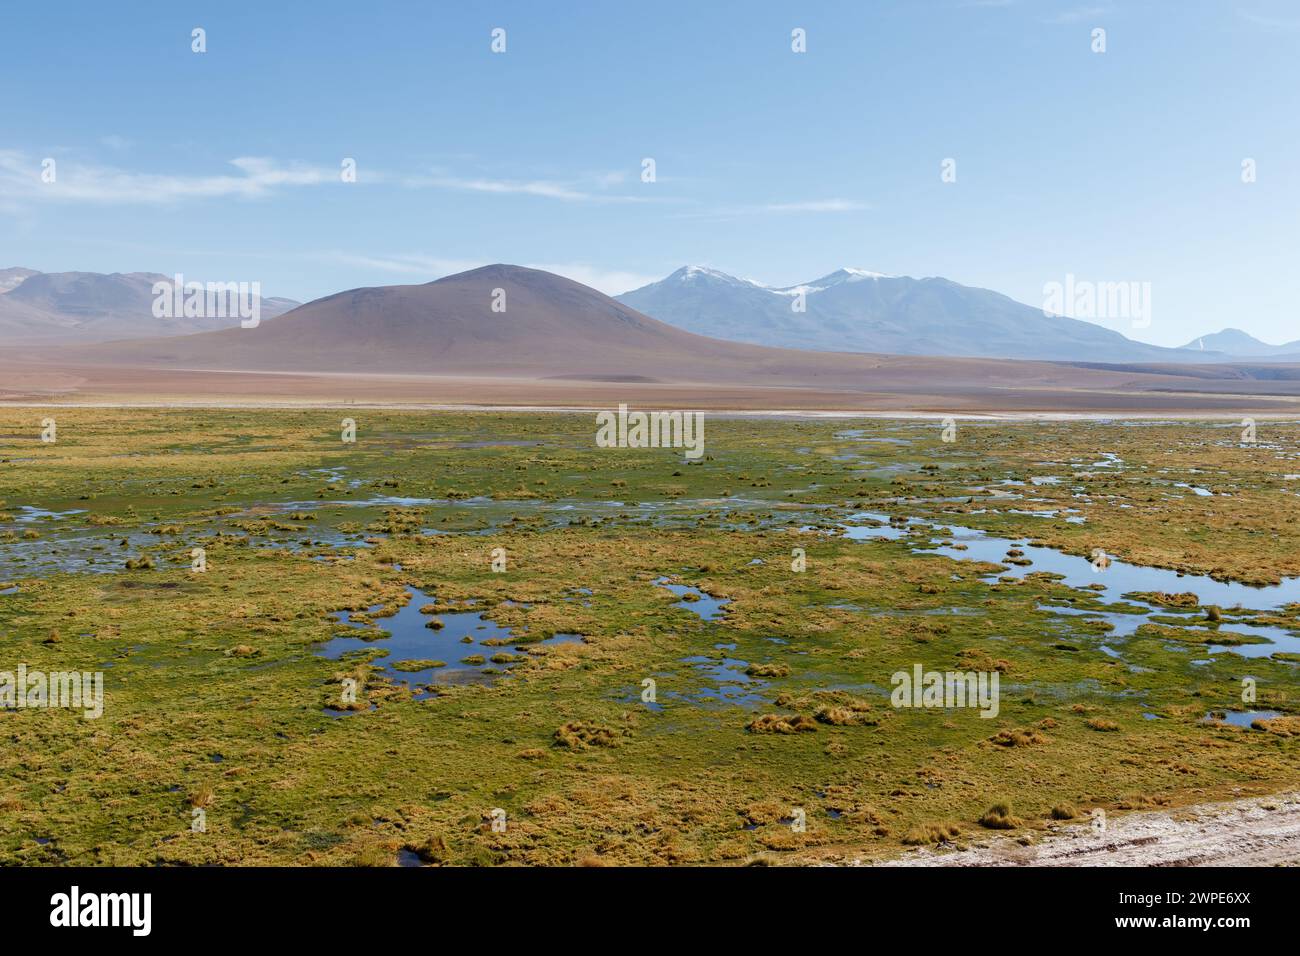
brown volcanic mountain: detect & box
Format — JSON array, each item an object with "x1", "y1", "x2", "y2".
[
  {"x1": 10, "y1": 264, "x2": 1300, "y2": 413},
  {"x1": 80, "y1": 264, "x2": 764, "y2": 376}
]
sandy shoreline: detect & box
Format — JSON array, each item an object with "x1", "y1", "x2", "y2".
[{"x1": 870, "y1": 791, "x2": 1300, "y2": 867}]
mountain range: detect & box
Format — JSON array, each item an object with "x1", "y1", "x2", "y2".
[
  {"x1": 0, "y1": 264, "x2": 1294, "y2": 382},
  {"x1": 2, "y1": 263, "x2": 1292, "y2": 417},
  {"x1": 0, "y1": 269, "x2": 298, "y2": 343},
  {"x1": 616, "y1": 266, "x2": 1287, "y2": 364},
  {"x1": 2, "y1": 263, "x2": 1292, "y2": 367}
]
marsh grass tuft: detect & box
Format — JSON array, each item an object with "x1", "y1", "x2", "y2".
[
  {"x1": 902, "y1": 822, "x2": 962, "y2": 845},
  {"x1": 978, "y1": 801, "x2": 1021, "y2": 830},
  {"x1": 554, "y1": 721, "x2": 621, "y2": 749},
  {"x1": 990, "y1": 728, "x2": 1049, "y2": 747},
  {"x1": 746, "y1": 714, "x2": 817, "y2": 734}
]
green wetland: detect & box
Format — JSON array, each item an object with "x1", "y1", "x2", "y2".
[{"x1": 0, "y1": 409, "x2": 1297, "y2": 865}]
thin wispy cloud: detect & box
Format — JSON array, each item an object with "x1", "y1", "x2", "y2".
[
  {"x1": 675, "y1": 198, "x2": 870, "y2": 220},
  {"x1": 1239, "y1": 9, "x2": 1300, "y2": 29},
  {"x1": 0, "y1": 151, "x2": 664, "y2": 208},
  {"x1": 325, "y1": 253, "x2": 484, "y2": 277},
  {"x1": 760, "y1": 199, "x2": 869, "y2": 213},
  {"x1": 529, "y1": 261, "x2": 660, "y2": 294},
  {"x1": 958, "y1": 1, "x2": 1107, "y2": 26},
  {"x1": 0, "y1": 152, "x2": 336, "y2": 205},
  {"x1": 324, "y1": 252, "x2": 657, "y2": 296},
  {"x1": 412, "y1": 175, "x2": 594, "y2": 201},
  {"x1": 1044, "y1": 5, "x2": 1110, "y2": 24},
  {"x1": 402, "y1": 171, "x2": 660, "y2": 204}
]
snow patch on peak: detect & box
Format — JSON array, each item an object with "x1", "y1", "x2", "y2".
[
  {"x1": 769, "y1": 284, "x2": 816, "y2": 297},
  {"x1": 674, "y1": 265, "x2": 768, "y2": 288},
  {"x1": 770, "y1": 268, "x2": 895, "y2": 296},
  {"x1": 662, "y1": 265, "x2": 898, "y2": 296}
]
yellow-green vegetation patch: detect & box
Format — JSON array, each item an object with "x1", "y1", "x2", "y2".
[{"x1": 0, "y1": 409, "x2": 1296, "y2": 865}]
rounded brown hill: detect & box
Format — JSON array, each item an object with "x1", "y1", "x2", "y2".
[{"x1": 89, "y1": 264, "x2": 789, "y2": 379}]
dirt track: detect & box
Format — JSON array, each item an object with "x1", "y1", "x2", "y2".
[{"x1": 874, "y1": 792, "x2": 1300, "y2": 867}]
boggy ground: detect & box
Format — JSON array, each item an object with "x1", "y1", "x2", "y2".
[{"x1": 0, "y1": 409, "x2": 1296, "y2": 865}]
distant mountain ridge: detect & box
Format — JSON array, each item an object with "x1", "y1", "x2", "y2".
[
  {"x1": 1181, "y1": 328, "x2": 1300, "y2": 360},
  {"x1": 0, "y1": 268, "x2": 298, "y2": 343},
  {"x1": 0, "y1": 267, "x2": 39, "y2": 294},
  {"x1": 5, "y1": 262, "x2": 1292, "y2": 366},
  {"x1": 18, "y1": 264, "x2": 1300, "y2": 417},
  {"x1": 616, "y1": 266, "x2": 1240, "y2": 364}
]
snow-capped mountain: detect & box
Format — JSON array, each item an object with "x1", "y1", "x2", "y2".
[
  {"x1": 769, "y1": 267, "x2": 896, "y2": 297},
  {"x1": 0, "y1": 267, "x2": 40, "y2": 294},
  {"x1": 617, "y1": 266, "x2": 1215, "y2": 363}
]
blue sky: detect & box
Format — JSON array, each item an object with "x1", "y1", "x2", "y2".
[{"x1": 1, "y1": 0, "x2": 1297, "y2": 347}]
